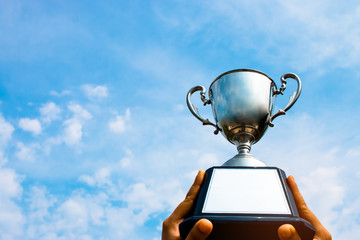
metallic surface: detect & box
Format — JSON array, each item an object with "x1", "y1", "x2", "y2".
[{"x1": 186, "y1": 69, "x2": 302, "y2": 166}]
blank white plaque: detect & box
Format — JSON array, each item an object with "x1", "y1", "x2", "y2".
[{"x1": 202, "y1": 168, "x2": 291, "y2": 214}]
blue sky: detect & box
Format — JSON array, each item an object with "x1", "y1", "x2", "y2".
[{"x1": 0, "y1": 0, "x2": 360, "y2": 239}]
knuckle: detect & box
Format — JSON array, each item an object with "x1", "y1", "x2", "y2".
[
  {"x1": 299, "y1": 201, "x2": 308, "y2": 211},
  {"x1": 184, "y1": 195, "x2": 195, "y2": 204},
  {"x1": 162, "y1": 217, "x2": 171, "y2": 229}
]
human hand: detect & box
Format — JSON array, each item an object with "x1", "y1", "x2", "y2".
[
  {"x1": 278, "y1": 175, "x2": 332, "y2": 240},
  {"x1": 162, "y1": 170, "x2": 213, "y2": 240}
]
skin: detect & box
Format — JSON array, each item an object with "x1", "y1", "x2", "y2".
[
  {"x1": 162, "y1": 170, "x2": 212, "y2": 240},
  {"x1": 162, "y1": 170, "x2": 332, "y2": 240},
  {"x1": 277, "y1": 175, "x2": 332, "y2": 240}
]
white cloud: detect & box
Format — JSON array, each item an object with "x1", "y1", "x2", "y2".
[
  {"x1": 15, "y1": 142, "x2": 39, "y2": 162},
  {"x1": 106, "y1": 207, "x2": 138, "y2": 239},
  {"x1": 53, "y1": 193, "x2": 108, "y2": 238},
  {"x1": 124, "y1": 183, "x2": 164, "y2": 214},
  {"x1": 155, "y1": 0, "x2": 360, "y2": 70},
  {"x1": 198, "y1": 153, "x2": 219, "y2": 169},
  {"x1": 108, "y1": 117, "x2": 124, "y2": 133},
  {"x1": 0, "y1": 168, "x2": 23, "y2": 199},
  {"x1": 121, "y1": 179, "x2": 185, "y2": 221},
  {"x1": 345, "y1": 146, "x2": 360, "y2": 158},
  {"x1": 40, "y1": 102, "x2": 62, "y2": 123},
  {"x1": 79, "y1": 168, "x2": 120, "y2": 199},
  {"x1": 57, "y1": 198, "x2": 89, "y2": 231},
  {"x1": 27, "y1": 186, "x2": 57, "y2": 223},
  {"x1": 0, "y1": 116, "x2": 14, "y2": 167},
  {"x1": 300, "y1": 167, "x2": 345, "y2": 228},
  {"x1": 0, "y1": 152, "x2": 8, "y2": 168},
  {"x1": 18, "y1": 118, "x2": 42, "y2": 135},
  {"x1": 23, "y1": 186, "x2": 108, "y2": 240},
  {"x1": 79, "y1": 168, "x2": 112, "y2": 187},
  {"x1": 119, "y1": 156, "x2": 132, "y2": 168},
  {"x1": 82, "y1": 85, "x2": 108, "y2": 100},
  {"x1": 0, "y1": 168, "x2": 25, "y2": 239},
  {"x1": 79, "y1": 175, "x2": 96, "y2": 187},
  {"x1": 0, "y1": 115, "x2": 15, "y2": 147},
  {"x1": 62, "y1": 103, "x2": 92, "y2": 146},
  {"x1": 74, "y1": 169, "x2": 186, "y2": 238},
  {"x1": 50, "y1": 90, "x2": 71, "y2": 97},
  {"x1": 63, "y1": 118, "x2": 83, "y2": 146},
  {"x1": 108, "y1": 109, "x2": 130, "y2": 134},
  {"x1": 0, "y1": 199, "x2": 25, "y2": 239},
  {"x1": 68, "y1": 103, "x2": 92, "y2": 120},
  {"x1": 174, "y1": 104, "x2": 185, "y2": 112},
  {"x1": 334, "y1": 197, "x2": 360, "y2": 239}
]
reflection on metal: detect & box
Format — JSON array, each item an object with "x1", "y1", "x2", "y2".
[{"x1": 186, "y1": 69, "x2": 302, "y2": 166}]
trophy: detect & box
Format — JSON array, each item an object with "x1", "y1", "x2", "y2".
[{"x1": 179, "y1": 69, "x2": 315, "y2": 240}]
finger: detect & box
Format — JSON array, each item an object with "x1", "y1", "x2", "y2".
[
  {"x1": 186, "y1": 219, "x2": 213, "y2": 240},
  {"x1": 185, "y1": 170, "x2": 205, "y2": 199},
  {"x1": 287, "y1": 176, "x2": 322, "y2": 229},
  {"x1": 169, "y1": 170, "x2": 205, "y2": 223},
  {"x1": 278, "y1": 224, "x2": 301, "y2": 240}
]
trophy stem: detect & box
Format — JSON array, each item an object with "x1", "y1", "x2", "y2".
[
  {"x1": 237, "y1": 143, "x2": 251, "y2": 154},
  {"x1": 222, "y1": 141, "x2": 266, "y2": 167}
]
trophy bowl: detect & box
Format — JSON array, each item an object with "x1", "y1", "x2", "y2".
[{"x1": 186, "y1": 69, "x2": 301, "y2": 166}]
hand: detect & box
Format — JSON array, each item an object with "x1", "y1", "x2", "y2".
[
  {"x1": 278, "y1": 175, "x2": 332, "y2": 240},
  {"x1": 162, "y1": 170, "x2": 213, "y2": 240}
]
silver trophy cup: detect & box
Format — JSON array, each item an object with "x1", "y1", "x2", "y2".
[
  {"x1": 187, "y1": 69, "x2": 301, "y2": 166},
  {"x1": 180, "y1": 69, "x2": 315, "y2": 240}
]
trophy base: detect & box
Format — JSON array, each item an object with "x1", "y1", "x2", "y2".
[{"x1": 179, "y1": 166, "x2": 315, "y2": 240}]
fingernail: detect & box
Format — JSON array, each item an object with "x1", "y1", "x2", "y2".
[
  {"x1": 198, "y1": 219, "x2": 212, "y2": 234},
  {"x1": 196, "y1": 170, "x2": 205, "y2": 179}
]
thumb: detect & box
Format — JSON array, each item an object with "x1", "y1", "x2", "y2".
[
  {"x1": 278, "y1": 224, "x2": 302, "y2": 240},
  {"x1": 186, "y1": 219, "x2": 213, "y2": 240}
]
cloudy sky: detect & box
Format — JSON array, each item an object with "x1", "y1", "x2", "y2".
[{"x1": 1, "y1": 0, "x2": 360, "y2": 239}]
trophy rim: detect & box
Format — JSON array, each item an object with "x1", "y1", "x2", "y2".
[{"x1": 209, "y1": 69, "x2": 275, "y2": 92}]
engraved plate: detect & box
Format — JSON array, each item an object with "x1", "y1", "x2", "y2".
[{"x1": 202, "y1": 168, "x2": 291, "y2": 214}]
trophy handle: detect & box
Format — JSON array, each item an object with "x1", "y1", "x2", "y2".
[
  {"x1": 186, "y1": 86, "x2": 221, "y2": 134},
  {"x1": 269, "y1": 73, "x2": 302, "y2": 127}
]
